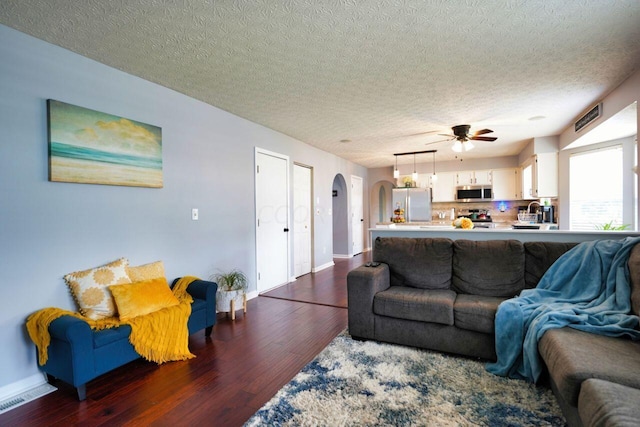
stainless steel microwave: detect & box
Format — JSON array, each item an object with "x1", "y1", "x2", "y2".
[{"x1": 455, "y1": 185, "x2": 493, "y2": 202}]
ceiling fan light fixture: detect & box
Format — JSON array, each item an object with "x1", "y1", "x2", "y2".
[
  {"x1": 452, "y1": 141, "x2": 463, "y2": 152},
  {"x1": 465, "y1": 141, "x2": 475, "y2": 151}
]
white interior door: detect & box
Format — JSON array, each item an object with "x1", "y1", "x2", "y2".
[
  {"x1": 293, "y1": 164, "x2": 312, "y2": 277},
  {"x1": 351, "y1": 175, "x2": 364, "y2": 255},
  {"x1": 255, "y1": 149, "x2": 290, "y2": 292}
]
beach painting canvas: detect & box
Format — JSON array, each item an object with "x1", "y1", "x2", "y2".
[{"x1": 48, "y1": 100, "x2": 163, "y2": 188}]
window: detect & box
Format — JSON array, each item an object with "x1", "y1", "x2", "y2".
[{"x1": 569, "y1": 145, "x2": 623, "y2": 230}]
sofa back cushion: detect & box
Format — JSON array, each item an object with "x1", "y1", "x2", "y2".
[
  {"x1": 452, "y1": 239, "x2": 525, "y2": 297},
  {"x1": 627, "y1": 243, "x2": 640, "y2": 317},
  {"x1": 374, "y1": 237, "x2": 453, "y2": 289},
  {"x1": 524, "y1": 242, "x2": 578, "y2": 289}
]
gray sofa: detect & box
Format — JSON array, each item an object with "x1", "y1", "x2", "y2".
[{"x1": 347, "y1": 237, "x2": 640, "y2": 427}]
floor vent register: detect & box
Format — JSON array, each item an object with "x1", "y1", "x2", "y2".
[{"x1": 0, "y1": 383, "x2": 57, "y2": 415}]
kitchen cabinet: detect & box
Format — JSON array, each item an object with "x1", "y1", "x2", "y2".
[
  {"x1": 431, "y1": 171, "x2": 457, "y2": 202},
  {"x1": 456, "y1": 170, "x2": 492, "y2": 185},
  {"x1": 521, "y1": 153, "x2": 558, "y2": 199},
  {"x1": 492, "y1": 168, "x2": 519, "y2": 200}
]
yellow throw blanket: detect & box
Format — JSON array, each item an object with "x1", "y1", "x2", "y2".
[{"x1": 27, "y1": 276, "x2": 199, "y2": 365}]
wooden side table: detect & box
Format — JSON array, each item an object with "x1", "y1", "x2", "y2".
[{"x1": 228, "y1": 292, "x2": 247, "y2": 320}]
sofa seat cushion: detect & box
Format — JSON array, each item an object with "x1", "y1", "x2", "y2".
[
  {"x1": 93, "y1": 325, "x2": 132, "y2": 348},
  {"x1": 452, "y1": 239, "x2": 525, "y2": 297},
  {"x1": 373, "y1": 237, "x2": 453, "y2": 289},
  {"x1": 453, "y1": 294, "x2": 508, "y2": 334},
  {"x1": 373, "y1": 286, "x2": 456, "y2": 325},
  {"x1": 539, "y1": 327, "x2": 640, "y2": 406},
  {"x1": 578, "y1": 378, "x2": 640, "y2": 427}
]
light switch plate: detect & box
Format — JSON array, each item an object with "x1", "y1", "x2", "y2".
[{"x1": 192, "y1": 208, "x2": 199, "y2": 220}]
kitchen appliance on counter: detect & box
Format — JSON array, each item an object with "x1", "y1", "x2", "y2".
[
  {"x1": 459, "y1": 209, "x2": 494, "y2": 228},
  {"x1": 392, "y1": 187, "x2": 432, "y2": 222},
  {"x1": 541, "y1": 205, "x2": 556, "y2": 223}
]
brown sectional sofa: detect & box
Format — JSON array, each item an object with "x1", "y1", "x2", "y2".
[{"x1": 347, "y1": 237, "x2": 640, "y2": 427}]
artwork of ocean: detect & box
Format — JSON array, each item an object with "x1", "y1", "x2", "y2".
[{"x1": 48, "y1": 100, "x2": 162, "y2": 188}]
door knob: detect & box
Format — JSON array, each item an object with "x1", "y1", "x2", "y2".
[{"x1": 284, "y1": 228, "x2": 289, "y2": 232}]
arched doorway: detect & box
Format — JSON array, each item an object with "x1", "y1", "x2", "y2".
[
  {"x1": 332, "y1": 174, "x2": 349, "y2": 257},
  {"x1": 370, "y1": 180, "x2": 396, "y2": 229}
]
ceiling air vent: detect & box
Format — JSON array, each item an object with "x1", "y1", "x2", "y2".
[{"x1": 575, "y1": 103, "x2": 602, "y2": 133}]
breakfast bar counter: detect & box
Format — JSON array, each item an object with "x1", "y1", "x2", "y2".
[{"x1": 371, "y1": 224, "x2": 640, "y2": 243}]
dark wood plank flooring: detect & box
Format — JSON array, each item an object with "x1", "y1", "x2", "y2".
[{"x1": 1, "y1": 253, "x2": 370, "y2": 427}]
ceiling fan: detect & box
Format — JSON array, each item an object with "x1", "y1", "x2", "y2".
[{"x1": 426, "y1": 124, "x2": 497, "y2": 152}]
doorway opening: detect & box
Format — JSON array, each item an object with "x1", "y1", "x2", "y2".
[{"x1": 332, "y1": 174, "x2": 349, "y2": 257}]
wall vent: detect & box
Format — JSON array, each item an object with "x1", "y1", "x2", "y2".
[
  {"x1": 0, "y1": 383, "x2": 57, "y2": 414},
  {"x1": 575, "y1": 103, "x2": 602, "y2": 132}
]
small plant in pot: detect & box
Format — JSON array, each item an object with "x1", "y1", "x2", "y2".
[{"x1": 211, "y1": 269, "x2": 248, "y2": 318}]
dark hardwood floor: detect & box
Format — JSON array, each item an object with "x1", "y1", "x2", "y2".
[{"x1": 1, "y1": 253, "x2": 370, "y2": 427}]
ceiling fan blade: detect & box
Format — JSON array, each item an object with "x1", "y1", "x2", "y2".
[
  {"x1": 438, "y1": 133, "x2": 454, "y2": 138},
  {"x1": 403, "y1": 130, "x2": 440, "y2": 137},
  {"x1": 472, "y1": 129, "x2": 494, "y2": 136},
  {"x1": 470, "y1": 136, "x2": 497, "y2": 141},
  {"x1": 425, "y1": 138, "x2": 453, "y2": 146}
]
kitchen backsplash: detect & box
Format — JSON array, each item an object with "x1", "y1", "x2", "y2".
[{"x1": 432, "y1": 200, "x2": 558, "y2": 223}]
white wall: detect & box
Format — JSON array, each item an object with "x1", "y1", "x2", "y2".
[{"x1": 0, "y1": 25, "x2": 367, "y2": 394}]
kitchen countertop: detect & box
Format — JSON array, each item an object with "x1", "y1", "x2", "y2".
[
  {"x1": 371, "y1": 223, "x2": 640, "y2": 243},
  {"x1": 377, "y1": 221, "x2": 546, "y2": 229}
]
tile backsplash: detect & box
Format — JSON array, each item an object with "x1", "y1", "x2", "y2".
[{"x1": 432, "y1": 201, "x2": 557, "y2": 223}]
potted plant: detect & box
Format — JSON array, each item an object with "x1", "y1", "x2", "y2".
[{"x1": 211, "y1": 269, "x2": 248, "y2": 319}]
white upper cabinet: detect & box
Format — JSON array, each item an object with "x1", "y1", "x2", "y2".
[
  {"x1": 431, "y1": 171, "x2": 458, "y2": 202},
  {"x1": 456, "y1": 170, "x2": 492, "y2": 185},
  {"x1": 520, "y1": 153, "x2": 558, "y2": 199},
  {"x1": 492, "y1": 168, "x2": 519, "y2": 200}
]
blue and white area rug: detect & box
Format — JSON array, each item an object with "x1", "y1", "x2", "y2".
[{"x1": 245, "y1": 332, "x2": 565, "y2": 426}]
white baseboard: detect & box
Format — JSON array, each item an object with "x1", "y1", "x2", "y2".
[
  {"x1": 0, "y1": 373, "x2": 47, "y2": 402},
  {"x1": 246, "y1": 290, "x2": 259, "y2": 300},
  {"x1": 312, "y1": 261, "x2": 335, "y2": 272},
  {"x1": 332, "y1": 254, "x2": 351, "y2": 259},
  {"x1": 288, "y1": 276, "x2": 297, "y2": 283}
]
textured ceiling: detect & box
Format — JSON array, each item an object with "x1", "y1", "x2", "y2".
[{"x1": 2, "y1": 0, "x2": 640, "y2": 167}]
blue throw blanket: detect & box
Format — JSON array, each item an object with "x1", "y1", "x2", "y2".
[{"x1": 486, "y1": 237, "x2": 640, "y2": 383}]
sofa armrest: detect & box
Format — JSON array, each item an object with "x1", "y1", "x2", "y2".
[
  {"x1": 49, "y1": 315, "x2": 93, "y2": 344},
  {"x1": 347, "y1": 263, "x2": 390, "y2": 339},
  {"x1": 185, "y1": 279, "x2": 218, "y2": 301},
  {"x1": 172, "y1": 278, "x2": 218, "y2": 331},
  {"x1": 45, "y1": 316, "x2": 95, "y2": 389}
]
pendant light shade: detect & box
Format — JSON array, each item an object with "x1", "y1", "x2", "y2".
[
  {"x1": 431, "y1": 151, "x2": 438, "y2": 182},
  {"x1": 411, "y1": 153, "x2": 418, "y2": 181},
  {"x1": 393, "y1": 155, "x2": 399, "y2": 179}
]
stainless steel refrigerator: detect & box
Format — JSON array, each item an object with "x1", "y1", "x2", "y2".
[{"x1": 392, "y1": 188, "x2": 432, "y2": 222}]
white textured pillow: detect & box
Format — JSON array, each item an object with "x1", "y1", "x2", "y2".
[{"x1": 64, "y1": 258, "x2": 131, "y2": 320}]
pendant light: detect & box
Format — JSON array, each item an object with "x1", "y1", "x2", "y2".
[
  {"x1": 431, "y1": 151, "x2": 438, "y2": 182},
  {"x1": 393, "y1": 154, "x2": 399, "y2": 179},
  {"x1": 411, "y1": 153, "x2": 418, "y2": 182}
]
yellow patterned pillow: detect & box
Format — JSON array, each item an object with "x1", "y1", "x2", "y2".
[
  {"x1": 110, "y1": 277, "x2": 180, "y2": 321},
  {"x1": 127, "y1": 260, "x2": 165, "y2": 282},
  {"x1": 64, "y1": 258, "x2": 131, "y2": 320}
]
